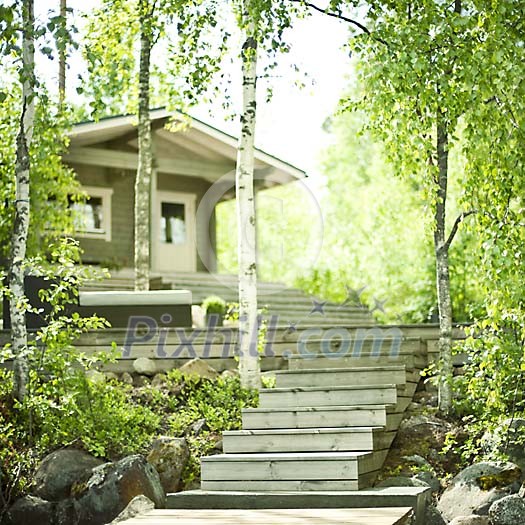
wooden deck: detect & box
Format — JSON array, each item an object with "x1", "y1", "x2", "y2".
[{"x1": 121, "y1": 507, "x2": 413, "y2": 524}]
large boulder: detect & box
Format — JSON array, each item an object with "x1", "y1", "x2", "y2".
[
  {"x1": 483, "y1": 418, "x2": 525, "y2": 471},
  {"x1": 7, "y1": 495, "x2": 54, "y2": 525},
  {"x1": 133, "y1": 357, "x2": 157, "y2": 376},
  {"x1": 376, "y1": 475, "x2": 431, "y2": 490},
  {"x1": 73, "y1": 455, "x2": 165, "y2": 525},
  {"x1": 437, "y1": 461, "x2": 521, "y2": 521},
  {"x1": 147, "y1": 437, "x2": 189, "y2": 493},
  {"x1": 178, "y1": 358, "x2": 219, "y2": 380},
  {"x1": 449, "y1": 517, "x2": 489, "y2": 525},
  {"x1": 425, "y1": 505, "x2": 446, "y2": 525},
  {"x1": 489, "y1": 494, "x2": 525, "y2": 525},
  {"x1": 110, "y1": 495, "x2": 155, "y2": 523},
  {"x1": 33, "y1": 448, "x2": 103, "y2": 501}
]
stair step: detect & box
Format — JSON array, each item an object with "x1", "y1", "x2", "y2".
[
  {"x1": 274, "y1": 366, "x2": 406, "y2": 388},
  {"x1": 167, "y1": 487, "x2": 430, "y2": 525},
  {"x1": 259, "y1": 384, "x2": 398, "y2": 408},
  {"x1": 223, "y1": 427, "x2": 389, "y2": 453},
  {"x1": 242, "y1": 405, "x2": 387, "y2": 429},
  {"x1": 200, "y1": 451, "x2": 378, "y2": 487},
  {"x1": 200, "y1": 478, "x2": 375, "y2": 491}
]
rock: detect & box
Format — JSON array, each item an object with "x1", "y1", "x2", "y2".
[
  {"x1": 147, "y1": 437, "x2": 189, "y2": 493},
  {"x1": 151, "y1": 374, "x2": 166, "y2": 388},
  {"x1": 221, "y1": 369, "x2": 239, "y2": 379},
  {"x1": 33, "y1": 448, "x2": 103, "y2": 501},
  {"x1": 120, "y1": 372, "x2": 134, "y2": 385},
  {"x1": 437, "y1": 461, "x2": 521, "y2": 521},
  {"x1": 7, "y1": 496, "x2": 54, "y2": 525},
  {"x1": 55, "y1": 499, "x2": 79, "y2": 525},
  {"x1": 425, "y1": 505, "x2": 446, "y2": 525},
  {"x1": 133, "y1": 375, "x2": 151, "y2": 387},
  {"x1": 414, "y1": 470, "x2": 441, "y2": 493},
  {"x1": 413, "y1": 391, "x2": 438, "y2": 406},
  {"x1": 111, "y1": 495, "x2": 155, "y2": 523},
  {"x1": 376, "y1": 475, "x2": 431, "y2": 490},
  {"x1": 519, "y1": 481, "x2": 525, "y2": 497},
  {"x1": 133, "y1": 357, "x2": 157, "y2": 376},
  {"x1": 449, "y1": 516, "x2": 490, "y2": 525},
  {"x1": 73, "y1": 455, "x2": 165, "y2": 525},
  {"x1": 178, "y1": 358, "x2": 219, "y2": 380},
  {"x1": 105, "y1": 372, "x2": 119, "y2": 381},
  {"x1": 86, "y1": 370, "x2": 106, "y2": 383},
  {"x1": 489, "y1": 494, "x2": 525, "y2": 525},
  {"x1": 483, "y1": 418, "x2": 525, "y2": 471},
  {"x1": 187, "y1": 418, "x2": 209, "y2": 436}
]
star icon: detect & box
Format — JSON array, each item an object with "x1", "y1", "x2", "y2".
[
  {"x1": 310, "y1": 299, "x2": 327, "y2": 315},
  {"x1": 285, "y1": 322, "x2": 298, "y2": 333},
  {"x1": 371, "y1": 297, "x2": 387, "y2": 313},
  {"x1": 341, "y1": 285, "x2": 368, "y2": 307}
]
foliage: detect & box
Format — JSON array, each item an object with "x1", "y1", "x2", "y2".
[
  {"x1": 201, "y1": 295, "x2": 227, "y2": 315},
  {"x1": 0, "y1": 79, "x2": 82, "y2": 263},
  {"x1": 217, "y1": 181, "x2": 324, "y2": 285},
  {"x1": 80, "y1": 0, "x2": 230, "y2": 119},
  {"x1": 132, "y1": 369, "x2": 258, "y2": 488}
]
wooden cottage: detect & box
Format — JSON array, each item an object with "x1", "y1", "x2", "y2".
[{"x1": 64, "y1": 109, "x2": 305, "y2": 275}]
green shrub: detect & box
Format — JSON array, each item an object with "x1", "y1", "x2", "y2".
[{"x1": 201, "y1": 295, "x2": 227, "y2": 315}]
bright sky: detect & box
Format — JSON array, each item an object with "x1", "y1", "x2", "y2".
[{"x1": 35, "y1": 1, "x2": 354, "y2": 187}]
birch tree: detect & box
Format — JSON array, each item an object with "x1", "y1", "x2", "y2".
[
  {"x1": 232, "y1": 0, "x2": 295, "y2": 388},
  {"x1": 10, "y1": 0, "x2": 36, "y2": 401},
  {"x1": 235, "y1": 19, "x2": 260, "y2": 388},
  {"x1": 134, "y1": 0, "x2": 155, "y2": 291},
  {"x1": 83, "y1": 0, "x2": 228, "y2": 291},
  {"x1": 336, "y1": 0, "x2": 514, "y2": 413}
]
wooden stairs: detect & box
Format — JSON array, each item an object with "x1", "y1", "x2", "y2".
[{"x1": 169, "y1": 355, "x2": 430, "y2": 524}]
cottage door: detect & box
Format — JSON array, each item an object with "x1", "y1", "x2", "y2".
[{"x1": 154, "y1": 190, "x2": 197, "y2": 272}]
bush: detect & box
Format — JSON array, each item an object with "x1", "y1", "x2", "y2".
[{"x1": 201, "y1": 295, "x2": 227, "y2": 315}]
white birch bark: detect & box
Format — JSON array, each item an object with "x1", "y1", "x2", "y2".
[
  {"x1": 435, "y1": 117, "x2": 453, "y2": 414},
  {"x1": 10, "y1": 0, "x2": 35, "y2": 401},
  {"x1": 236, "y1": 29, "x2": 261, "y2": 389},
  {"x1": 134, "y1": 2, "x2": 153, "y2": 291}
]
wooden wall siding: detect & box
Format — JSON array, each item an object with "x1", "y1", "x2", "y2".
[
  {"x1": 68, "y1": 165, "x2": 218, "y2": 272},
  {"x1": 73, "y1": 164, "x2": 135, "y2": 267},
  {"x1": 157, "y1": 173, "x2": 216, "y2": 273},
  {"x1": 0, "y1": 324, "x2": 467, "y2": 375}
]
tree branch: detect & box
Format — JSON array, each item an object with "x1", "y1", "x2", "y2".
[
  {"x1": 289, "y1": 0, "x2": 388, "y2": 46},
  {"x1": 444, "y1": 209, "x2": 477, "y2": 251}
]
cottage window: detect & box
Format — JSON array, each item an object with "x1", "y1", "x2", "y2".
[
  {"x1": 73, "y1": 186, "x2": 113, "y2": 242},
  {"x1": 160, "y1": 201, "x2": 186, "y2": 244}
]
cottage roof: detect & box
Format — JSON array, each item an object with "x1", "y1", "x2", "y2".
[{"x1": 65, "y1": 108, "x2": 306, "y2": 192}]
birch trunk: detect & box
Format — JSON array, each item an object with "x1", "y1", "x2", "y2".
[
  {"x1": 236, "y1": 31, "x2": 261, "y2": 389},
  {"x1": 435, "y1": 117, "x2": 453, "y2": 414},
  {"x1": 58, "y1": 0, "x2": 66, "y2": 105},
  {"x1": 134, "y1": 3, "x2": 153, "y2": 292},
  {"x1": 10, "y1": 0, "x2": 35, "y2": 401}
]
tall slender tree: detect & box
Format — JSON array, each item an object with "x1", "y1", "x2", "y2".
[
  {"x1": 235, "y1": 17, "x2": 260, "y2": 388},
  {"x1": 232, "y1": 0, "x2": 296, "y2": 388},
  {"x1": 134, "y1": 0, "x2": 155, "y2": 291},
  {"x1": 10, "y1": 0, "x2": 36, "y2": 401},
  {"x1": 83, "y1": 0, "x2": 228, "y2": 291},
  {"x1": 338, "y1": 0, "x2": 478, "y2": 413}
]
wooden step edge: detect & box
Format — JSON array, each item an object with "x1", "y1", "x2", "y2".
[
  {"x1": 224, "y1": 426, "x2": 385, "y2": 436},
  {"x1": 274, "y1": 365, "x2": 406, "y2": 375},
  {"x1": 260, "y1": 384, "x2": 397, "y2": 393},
  {"x1": 242, "y1": 405, "x2": 388, "y2": 413},
  {"x1": 201, "y1": 451, "x2": 374, "y2": 462}
]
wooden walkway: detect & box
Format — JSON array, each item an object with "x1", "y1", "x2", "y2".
[{"x1": 121, "y1": 507, "x2": 413, "y2": 524}]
